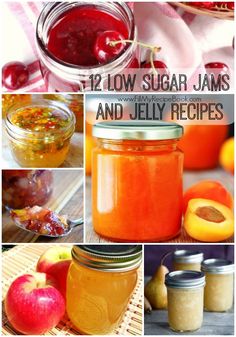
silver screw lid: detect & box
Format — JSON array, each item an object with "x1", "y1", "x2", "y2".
[
  {"x1": 165, "y1": 270, "x2": 205, "y2": 289},
  {"x1": 72, "y1": 245, "x2": 142, "y2": 272},
  {"x1": 173, "y1": 250, "x2": 204, "y2": 264},
  {"x1": 201, "y1": 259, "x2": 234, "y2": 274},
  {"x1": 92, "y1": 121, "x2": 183, "y2": 140}
]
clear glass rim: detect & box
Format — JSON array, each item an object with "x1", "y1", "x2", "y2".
[{"x1": 36, "y1": 1, "x2": 136, "y2": 78}]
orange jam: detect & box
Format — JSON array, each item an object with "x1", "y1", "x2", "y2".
[
  {"x1": 92, "y1": 121, "x2": 184, "y2": 242},
  {"x1": 5, "y1": 99, "x2": 75, "y2": 168},
  {"x1": 67, "y1": 245, "x2": 142, "y2": 334}
]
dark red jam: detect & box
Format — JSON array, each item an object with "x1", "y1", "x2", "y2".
[{"x1": 47, "y1": 6, "x2": 129, "y2": 66}]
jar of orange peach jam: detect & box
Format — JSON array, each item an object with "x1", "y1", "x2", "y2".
[
  {"x1": 165, "y1": 270, "x2": 205, "y2": 332},
  {"x1": 201, "y1": 259, "x2": 234, "y2": 312},
  {"x1": 173, "y1": 250, "x2": 204, "y2": 271},
  {"x1": 92, "y1": 121, "x2": 183, "y2": 242},
  {"x1": 67, "y1": 245, "x2": 142, "y2": 335}
]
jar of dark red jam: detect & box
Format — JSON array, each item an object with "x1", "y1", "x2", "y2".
[
  {"x1": 36, "y1": 2, "x2": 138, "y2": 91},
  {"x1": 92, "y1": 121, "x2": 184, "y2": 242},
  {"x1": 2, "y1": 170, "x2": 53, "y2": 209}
]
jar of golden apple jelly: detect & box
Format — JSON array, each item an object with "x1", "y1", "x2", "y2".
[
  {"x1": 5, "y1": 99, "x2": 75, "y2": 168},
  {"x1": 67, "y1": 245, "x2": 142, "y2": 335},
  {"x1": 201, "y1": 258, "x2": 234, "y2": 312},
  {"x1": 36, "y1": 2, "x2": 138, "y2": 92},
  {"x1": 92, "y1": 121, "x2": 184, "y2": 242},
  {"x1": 165, "y1": 270, "x2": 205, "y2": 332},
  {"x1": 173, "y1": 250, "x2": 204, "y2": 271}
]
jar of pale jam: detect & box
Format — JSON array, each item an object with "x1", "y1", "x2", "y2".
[
  {"x1": 92, "y1": 121, "x2": 183, "y2": 242},
  {"x1": 67, "y1": 245, "x2": 142, "y2": 334},
  {"x1": 36, "y1": 2, "x2": 138, "y2": 91},
  {"x1": 201, "y1": 259, "x2": 234, "y2": 312},
  {"x1": 173, "y1": 250, "x2": 204, "y2": 271},
  {"x1": 5, "y1": 99, "x2": 75, "y2": 168},
  {"x1": 165, "y1": 270, "x2": 205, "y2": 332},
  {"x1": 2, "y1": 170, "x2": 53, "y2": 209}
]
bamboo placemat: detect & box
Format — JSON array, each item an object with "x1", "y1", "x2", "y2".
[
  {"x1": 2, "y1": 171, "x2": 84, "y2": 243},
  {"x1": 2, "y1": 245, "x2": 143, "y2": 336}
]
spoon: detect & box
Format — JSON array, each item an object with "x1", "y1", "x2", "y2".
[
  {"x1": 13, "y1": 217, "x2": 84, "y2": 238},
  {"x1": 7, "y1": 206, "x2": 83, "y2": 238}
]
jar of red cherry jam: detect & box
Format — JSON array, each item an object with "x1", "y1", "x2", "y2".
[
  {"x1": 2, "y1": 170, "x2": 53, "y2": 209},
  {"x1": 92, "y1": 121, "x2": 184, "y2": 242},
  {"x1": 36, "y1": 2, "x2": 138, "y2": 91}
]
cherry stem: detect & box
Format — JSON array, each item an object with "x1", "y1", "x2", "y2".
[{"x1": 110, "y1": 39, "x2": 161, "y2": 75}]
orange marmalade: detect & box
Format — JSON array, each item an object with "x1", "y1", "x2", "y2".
[
  {"x1": 92, "y1": 121, "x2": 184, "y2": 242},
  {"x1": 5, "y1": 99, "x2": 75, "y2": 168},
  {"x1": 67, "y1": 245, "x2": 142, "y2": 334}
]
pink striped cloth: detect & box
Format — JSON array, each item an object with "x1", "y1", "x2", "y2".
[{"x1": 2, "y1": 2, "x2": 234, "y2": 92}]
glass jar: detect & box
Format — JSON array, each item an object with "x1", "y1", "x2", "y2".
[
  {"x1": 43, "y1": 94, "x2": 83, "y2": 132},
  {"x1": 36, "y1": 2, "x2": 139, "y2": 92},
  {"x1": 165, "y1": 270, "x2": 205, "y2": 332},
  {"x1": 2, "y1": 94, "x2": 31, "y2": 118},
  {"x1": 2, "y1": 170, "x2": 53, "y2": 209},
  {"x1": 92, "y1": 121, "x2": 183, "y2": 242},
  {"x1": 173, "y1": 250, "x2": 204, "y2": 271},
  {"x1": 201, "y1": 259, "x2": 234, "y2": 312},
  {"x1": 67, "y1": 245, "x2": 142, "y2": 334},
  {"x1": 5, "y1": 99, "x2": 75, "y2": 168}
]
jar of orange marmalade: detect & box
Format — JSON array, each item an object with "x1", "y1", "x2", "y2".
[
  {"x1": 92, "y1": 121, "x2": 184, "y2": 242},
  {"x1": 67, "y1": 245, "x2": 142, "y2": 335}
]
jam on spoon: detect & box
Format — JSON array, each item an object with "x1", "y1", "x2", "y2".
[{"x1": 10, "y1": 206, "x2": 69, "y2": 236}]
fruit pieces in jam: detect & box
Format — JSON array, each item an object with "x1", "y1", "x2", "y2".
[
  {"x1": 2, "y1": 170, "x2": 53, "y2": 209},
  {"x1": 11, "y1": 106, "x2": 70, "y2": 132},
  {"x1": 47, "y1": 6, "x2": 128, "y2": 66},
  {"x1": 11, "y1": 206, "x2": 69, "y2": 236},
  {"x1": 7, "y1": 104, "x2": 74, "y2": 168},
  {"x1": 2, "y1": 94, "x2": 31, "y2": 118}
]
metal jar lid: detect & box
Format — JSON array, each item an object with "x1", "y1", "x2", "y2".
[
  {"x1": 92, "y1": 121, "x2": 183, "y2": 140},
  {"x1": 165, "y1": 270, "x2": 205, "y2": 289},
  {"x1": 72, "y1": 245, "x2": 142, "y2": 272},
  {"x1": 173, "y1": 250, "x2": 204, "y2": 264},
  {"x1": 201, "y1": 259, "x2": 234, "y2": 274}
]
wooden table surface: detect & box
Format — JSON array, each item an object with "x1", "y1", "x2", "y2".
[
  {"x1": 2, "y1": 170, "x2": 84, "y2": 243},
  {"x1": 2, "y1": 128, "x2": 84, "y2": 168},
  {"x1": 144, "y1": 278, "x2": 234, "y2": 335},
  {"x1": 85, "y1": 169, "x2": 234, "y2": 243}
]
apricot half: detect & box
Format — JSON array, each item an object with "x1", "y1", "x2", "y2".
[
  {"x1": 184, "y1": 198, "x2": 234, "y2": 242},
  {"x1": 183, "y1": 180, "x2": 233, "y2": 214}
]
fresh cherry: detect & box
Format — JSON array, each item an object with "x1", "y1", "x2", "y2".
[
  {"x1": 94, "y1": 30, "x2": 126, "y2": 63},
  {"x1": 142, "y1": 60, "x2": 170, "y2": 76},
  {"x1": 205, "y1": 62, "x2": 229, "y2": 77},
  {"x1": 2, "y1": 61, "x2": 29, "y2": 90}
]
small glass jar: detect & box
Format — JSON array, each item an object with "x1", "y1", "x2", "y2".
[
  {"x1": 173, "y1": 250, "x2": 204, "y2": 271},
  {"x1": 5, "y1": 99, "x2": 75, "y2": 168},
  {"x1": 2, "y1": 170, "x2": 53, "y2": 209},
  {"x1": 165, "y1": 270, "x2": 205, "y2": 332},
  {"x1": 67, "y1": 245, "x2": 142, "y2": 335},
  {"x1": 92, "y1": 121, "x2": 183, "y2": 242},
  {"x1": 36, "y1": 2, "x2": 138, "y2": 92},
  {"x1": 201, "y1": 259, "x2": 234, "y2": 312}
]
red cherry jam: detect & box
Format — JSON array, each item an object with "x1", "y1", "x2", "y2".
[{"x1": 47, "y1": 6, "x2": 129, "y2": 67}]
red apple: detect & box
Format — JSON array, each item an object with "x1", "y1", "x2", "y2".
[
  {"x1": 5, "y1": 272, "x2": 65, "y2": 335},
  {"x1": 36, "y1": 246, "x2": 72, "y2": 299}
]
